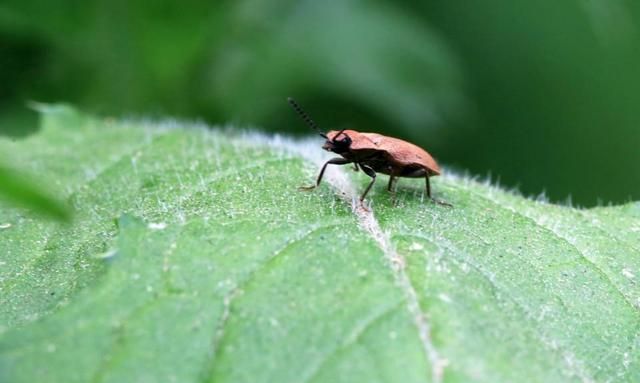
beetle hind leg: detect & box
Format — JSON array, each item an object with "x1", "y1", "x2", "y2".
[
  {"x1": 425, "y1": 174, "x2": 431, "y2": 198},
  {"x1": 424, "y1": 174, "x2": 453, "y2": 207}
]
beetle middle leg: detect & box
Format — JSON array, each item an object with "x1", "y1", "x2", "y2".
[
  {"x1": 387, "y1": 174, "x2": 399, "y2": 206},
  {"x1": 299, "y1": 157, "x2": 351, "y2": 191},
  {"x1": 387, "y1": 175, "x2": 398, "y2": 192},
  {"x1": 359, "y1": 164, "x2": 377, "y2": 202}
]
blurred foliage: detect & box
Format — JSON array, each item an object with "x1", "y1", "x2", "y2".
[
  {"x1": 0, "y1": 165, "x2": 70, "y2": 221},
  {"x1": 0, "y1": 0, "x2": 639, "y2": 205}
]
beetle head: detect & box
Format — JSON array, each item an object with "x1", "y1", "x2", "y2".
[
  {"x1": 286, "y1": 98, "x2": 352, "y2": 153},
  {"x1": 323, "y1": 129, "x2": 352, "y2": 154}
]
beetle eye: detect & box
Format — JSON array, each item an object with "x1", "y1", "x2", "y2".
[{"x1": 335, "y1": 134, "x2": 351, "y2": 145}]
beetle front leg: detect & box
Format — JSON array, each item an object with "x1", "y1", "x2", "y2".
[
  {"x1": 359, "y1": 164, "x2": 377, "y2": 201},
  {"x1": 299, "y1": 157, "x2": 351, "y2": 191}
]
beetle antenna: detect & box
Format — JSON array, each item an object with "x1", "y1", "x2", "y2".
[
  {"x1": 335, "y1": 128, "x2": 348, "y2": 141},
  {"x1": 287, "y1": 97, "x2": 328, "y2": 139}
]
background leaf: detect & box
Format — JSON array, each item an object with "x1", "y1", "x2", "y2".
[
  {"x1": 2, "y1": 0, "x2": 639, "y2": 204},
  {"x1": 0, "y1": 104, "x2": 83, "y2": 221},
  {"x1": 0, "y1": 107, "x2": 638, "y2": 382},
  {"x1": 0, "y1": 165, "x2": 69, "y2": 221}
]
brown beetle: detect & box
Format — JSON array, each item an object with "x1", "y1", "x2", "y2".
[{"x1": 288, "y1": 98, "x2": 449, "y2": 205}]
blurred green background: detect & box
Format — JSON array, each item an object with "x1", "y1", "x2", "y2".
[{"x1": 1, "y1": 0, "x2": 639, "y2": 206}]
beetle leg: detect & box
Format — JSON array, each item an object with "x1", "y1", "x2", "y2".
[
  {"x1": 387, "y1": 175, "x2": 399, "y2": 206},
  {"x1": 387, "y1": 175, "x2": 398, "y2": 192},
  {"x1": 425, "y1": 174, "x2": 453, "y2": 207},
  {"x1": 353, "y1": 163, "x2": 359, "y2": 172},
  {"x1": 425, "y1": 174, "x2": 431, "y2": 198},
  {"x1": 299, "y1": 157, "x2": 351, "y2": 191},
  {"x1": 359, "y1": 164, "x2": 377, "y2": 201}
]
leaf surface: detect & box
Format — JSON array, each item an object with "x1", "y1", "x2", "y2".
[{"x1": 0, "y1": 107, "x2": 638, "y2": 383}]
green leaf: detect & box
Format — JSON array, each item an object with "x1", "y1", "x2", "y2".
[
  {"x1": 0, "y1": 165, "x2": 70, "y2": 221},
  {"x1": 0, "y1": 106, "x2": 638, "y2": 383}
]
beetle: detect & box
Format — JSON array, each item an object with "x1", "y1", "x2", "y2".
[{"x1": 288, "y1": 97, "x2": 450, "y2": 206}]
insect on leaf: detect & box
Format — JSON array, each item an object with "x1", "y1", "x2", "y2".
[{"x1": 0, "y1": 105, "x2": 638, "y2": 383}]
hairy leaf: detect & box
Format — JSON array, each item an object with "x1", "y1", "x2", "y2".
[{"x1": 0, "y1": 106, "x2": 638, "y2": 383}]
